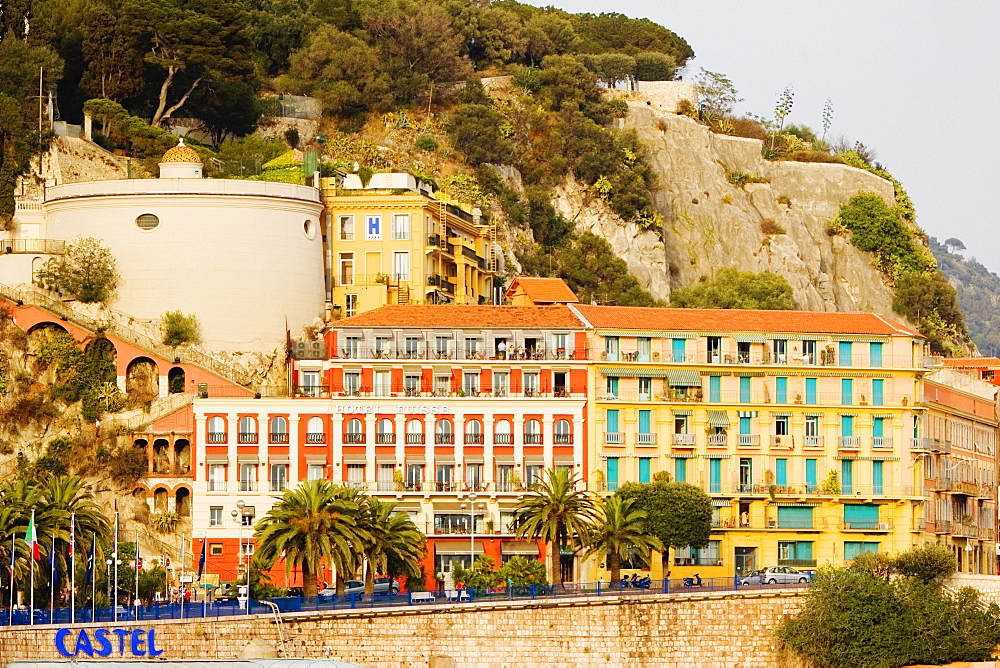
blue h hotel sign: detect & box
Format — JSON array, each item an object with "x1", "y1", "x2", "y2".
[
  {"x1": 55, "y1": 628, "x2": 164, "y2": 658},
  {"x1": 366, "y1": 215, "x2": 381, "y2": 240}
]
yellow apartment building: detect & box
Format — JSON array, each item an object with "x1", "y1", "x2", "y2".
[
  {"x1": 321, "y1": 172, "x2": 497, "y2": 316},
  {"x1": 564, "y1": 304, "x2": 997, "y2": 581}
]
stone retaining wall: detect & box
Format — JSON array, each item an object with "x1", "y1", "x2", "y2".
[{"x1": 0, "y1": 591, "x2": 808, "y2": 667}]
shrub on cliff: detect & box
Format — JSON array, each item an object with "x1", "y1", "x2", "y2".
[
  {"x1": 776, "y1": 566, "x2": 1000, "y2": 667},
  {"x1": 34, "y1": 237, "x2": 119, "y2": 304},
  {"x1": 670, "y1": 268, "x2": 794, "y2": 310}
]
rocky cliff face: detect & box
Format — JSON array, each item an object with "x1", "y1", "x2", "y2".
[{"x1": 553, "y1": 104, "x2": 904, "y2": 315}]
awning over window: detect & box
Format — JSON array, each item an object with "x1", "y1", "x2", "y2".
[
  {"x1": 342, "y1": 452, "x2": 367, "y2": 463},
  {"x1": 204, "y1": 453, "x2": 229, "y2": 463},
  {"x1": 708, "y1": 410, "x2": 730, "y2": 427},
  {"x1": 374, "y1": 454, "x2": 395, "y2": 463},
  {"x1": 405, "y1": 455, "x2": 426, "y2": 465},
  {"x1": 711, "y1": 499, "x2": 732, "y2": 507},
  {"x1": 636, "y1": 369, "x2": 668, "y2": 378},
  {"x1": 501, "y1": 541, "x2": 540, "y2": 555},
  {"x1": 672, "y1": 410, "x2": 692, "y2": 416},
  {"x1": 268, "y1": 454, "x2": 290, "y2": 463},
  {"x1": 524, "y1": 455, "x2": 545, "y2": 465},
  {"x1": 236, "y1": 454, "x2": 258, "y2": 463},
  {"x1": 464, "y1": 454, "x2": 485, "y2": 464},
  {"x1": 733, "y1": 334, "x2": 767, "y2": 343},
  {"x1": 435, "y1": 455, "x2": 456, "y2": 464},
  {"x1": 435, "y1": 540, "x2": 485, "y2": 555},
  {"x1": 667, "y1": 369, "x2": 702, "y2": 387},
  {"x1": 304, "y1": 454, "x2": 327, "y2": 463},
  {"x1": 553, "y1": 454, "x2": 575, "y2": 465},
  {"x1": 493, "y1": 454, "x2": 515, "y2": 464}
]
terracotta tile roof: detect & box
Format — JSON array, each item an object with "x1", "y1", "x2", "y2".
[
  {"x1": 572, "y1": 304, "x2": 922, "y2": 337},
  {"x1": 504, "y1": 277, "x2": 579, "y2": 303},
  {"x1": 333, "y1": 305, "x2": 585, "y2": 329},
  {"x1": 942, "y1": 357, "x2": 1000, "y2": 368}
]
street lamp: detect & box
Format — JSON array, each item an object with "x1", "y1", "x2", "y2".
[
  {"x1": 461, "y1": 493, "x2": 486, "y2": 579},
  {"x1": 231, "y1": 500, "x2": 249, "y2": 612}
]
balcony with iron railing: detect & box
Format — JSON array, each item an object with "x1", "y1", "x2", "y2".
[
  {"x1": 778, "y1": 559, "x2": 818, "y2": 568},
  {"x1": 605, "y1": 432, "x2": 624, "y2": 444},
  {"x1": 464, "y1": 433, "x2": 485, "y2": 445},
  {"x1": 672, "y1": 434, "x2": 696, "y2": 446},
  {"x1": 636, "y1": 433, "x2": 656, "y2": 445},
  {"x1": 738, "y1": 435, "x2": 760, "y2": 447},
  {"x1": 707, "y1": 434, "x2": 727, "y2": 446},
  {"x1": 435, "y1": 434, "x2": 455, "y2": 445},
  {"x1": 207, "y1": 432, "x2": 226, "y2": 444},
  {"x1": 841, "y1": 521, "x2": 892, "y2": 531},
  {"x1": 523, "y1": 434, "x2": 542, "y2": 445},
  {"x1": 269, "y1": 433, "x2": 289, "y2": 444},
  {"x1": 594, "y1": 388, "x2": 911, "y2": 407},
  {"x1": 599, "y1": 348, "x2": 922, "y2": 370},
  {"x1": 376, "y1": 433, "x2": 395, "y2": 444},
  {"x1": 343, "y1": 433, "x2": 365, "y2": 444},
  {"x1": 330, "y1": 345, "x2": 589, "y2": 362},
  {"x1": 553, "y1": 434, "x2": 573, "y2": 444},
  {"x1": 238, "y1": 433, "x2": 258, "y2": 444},
  {"x1": 306, "y1": 433, "x2": 325, "y2": 444}
]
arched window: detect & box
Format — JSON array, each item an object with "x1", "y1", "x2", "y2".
[
  {"x1": 525, "y1": 419, "x2": 542, "y2": 444},
  {"x1": 269, "y1": 417, "x2": 288, "y2": 444},
  {"x1": 464, "y1": 419, "x2": 483, "y2": 444},
  {"x1": 435, "y1": 419, "x2": 453, "y2": 444},
  {"x1": 377, "y1": 418, "x2": 394, "y2": 443},
  {"x1": 406, "y1": 419, "x2": 424, "y2": 444},
  {"x1": 495, "y1": 419, "x2": 512, "y2": 444},
  {"x1": 346, "y1": 418, "x2": 364, "y2": 444},
  {"x1": 306, "y1": 416, "x2": 325, "y2": 443},
  {"x1": 207, "y1": 417, "x2": 225, "y2": 443},
  {"x1": 238, "y1": 417, "x2": 257, "y2": 443},
  {"x1": 554, "y1": 419, "x2": 571, "y2": 444}
]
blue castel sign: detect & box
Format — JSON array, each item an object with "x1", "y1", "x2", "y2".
[{"x1": 54, "y1": 628, "x2": 164, "y2": 658}]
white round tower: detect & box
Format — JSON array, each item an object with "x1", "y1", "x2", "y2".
[{"x1": 158, "y1": 138, "x2": 203, "y2": 179}]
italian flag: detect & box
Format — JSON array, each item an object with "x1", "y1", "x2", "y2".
[{"x1": 25, "y1": 512, "x2": 39, "y2": 560}]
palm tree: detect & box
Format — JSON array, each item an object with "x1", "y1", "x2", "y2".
[
  {"x1": 253, "y1": 479, "x2": 369, "y2": 597},
  {"x1": 512, "y1": 468, "x2": 598, "y2": 584},
  {"x1": 358, "y1": 498, "x2": 425, "y2": 595},
  {"x1": 39, "y1": 475, "x2": 113, "y2": 587},
  {"x1": 584, "y1": 496, "x2": 663, "y2": 585}
]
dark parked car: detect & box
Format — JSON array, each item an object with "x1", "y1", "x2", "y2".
[{"x1": 319, "y1": 578, "x2": 400, "y2": 598}]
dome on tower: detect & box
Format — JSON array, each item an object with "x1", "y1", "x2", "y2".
[
  {"x1": 158, "y1": 138, "x2": 203, "y2": 178},
  {"x1": 160, "y1": 138, "x2": 202, "y2": 164}
]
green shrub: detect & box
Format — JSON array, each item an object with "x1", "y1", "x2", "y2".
[
  {"x1": 777, "y1": 567, "x2": 1000, "y2": 667},
  {"x1": 727, "y1": 117, "x2": 767, "y2": 140},
  {"x1": 790, "y1": 150, "x2": 843, "y2": 163},
  {"x1": 447, "y1": 104, "x2": 513, "y2": 166},
  {"x1": 161, "y1": 311, "x2": 201, "y2": 347},
  {"x1": 893, "y1": 544, "x2": 956, "y2": 584},
  {"x1": 34, "y1": 237, "x2": 119, "y2": 303},
  {"x1": 151, "y1": 511, "x2": 181, "y2": 534},
  {"x1": 670, "y1": 267, "x2": 794, "y2": 310},
  {"x1": 608, "y1": 99, "x2": 629, "y2": 118},
  {"x1": 414, "y1": 135, "x2": 438, "y2": 151},
  {"x1": 511, "y1": 66, "x2": 541, "y2": 93},
  {"x1": 833, "y1": 191, "x2": 933, "y2": 279},
  {"x1": 727, "y1": 170, "x2": 769, "y2": 186},
  {"x1": 892, "y1": 271, "x2": 967, "y2": 353}
]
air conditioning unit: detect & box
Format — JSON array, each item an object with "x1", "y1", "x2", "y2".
[
  {"x1": 877, "y1": 523, "x2": 890, "y2": 530},
  {"x1": 291, "y1": 340, "x2": 327, "y2": 359}
]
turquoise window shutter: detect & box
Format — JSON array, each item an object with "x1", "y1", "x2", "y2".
[
  {"x1": 805, "y1": 378, "x2": 817, "y2": 404},
  {"x1": 869, "y1": 342, "x2": 883, "y2": 367},
  {"x1": 775, "y1": 377, "x2": 787, "y2": 404},
  {"x1": 775, "y1": 458, "x2": 787, "y2": 486},
  {"x1": 673, "y1": 457, "x2": 685, "y2": 483},
  {"x1": 606, "y1": 409, "x2": 619, "y2": 433},
  {"x1": 739, "y1": 377, "x2": 751, "y2": 403},
  {"x1": 841, "y1": 459, "x2": 853, "y2": 494},
  {"x1": 709, "y1": 459, "x2": 721, "y2": 493},
  {"x1": 841, "y1": 378, "x2": 853, "y2": 405},
  {"x1": 639, "y1": 457, "x2": 651, "y2": 483},
  {"x1": 805, "y1": 459, "x2": 817, "y2": 491},
  {"x1": 638, "y1": 409, "x2": 651, "y2": 433},
  {"x1": 872, "y1": 461, "x2": 883, "y2": 494},
  {"x1": 672, "y1": 338, "x2": 686, "y2": 362},
  {"x1": 872, "y1": 379, "x2": 884, "y2": 406},
  {"x1": 709, "y1": 376, "x2": 721, "y2": 402},
  {"x1": 606, "y1": 457, "x2": 619, "y2": 490},
  {"x1": 839, "y1": 341, "x2": 853, "y2": 366}
]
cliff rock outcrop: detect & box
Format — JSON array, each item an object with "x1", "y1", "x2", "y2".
[{"x1": 555, "y1": 103, "x2": 903, "y2": 314}]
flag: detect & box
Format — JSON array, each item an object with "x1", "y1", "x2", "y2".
[
  {"x1": 84, "y1": 535, "x2": 96, "y2": 585},
  {"x1": 68, "y1": 515, "x2": 75, "y2": 558},
  {"x1": 25, "y1": 511, "x2": 38, "y2": 560},
  {"x1": 196, "y1": 538, "x2": 207, "y2": 578}
]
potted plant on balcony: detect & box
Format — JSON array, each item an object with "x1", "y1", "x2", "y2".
[
  {"x1": 859, "y1": 394, "x2": 868, "y2": 406},
  {"x1": 393, "y1": 469, "x2": 405, "y2": 492},
  {"x1": 794, "y1": 394, "x2": 803, "y2": 404},
  {"x1": 510, "y1": 469, "x2": 522, "y2": 491},
  {"x1": 821, "y1": 470, "x2": 841, "y2": 496}
]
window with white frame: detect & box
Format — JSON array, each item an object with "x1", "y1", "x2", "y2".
[
  {"x1": 404, "y1": 373, "x2": 421, "y2": 396},
  {"x1": 339, "y1": 215, "x2": 355, "y2": 240},
  {"x1": 345, "y1": 294, "x2": 358, "y2": 317},
  {"x1": 347, "y1": 464, "x2": 365, "y2": 486},
  {"x1": 346, "y1": 418, "x2": 364, "y2": 443},
  {"x1": 406, "y1": 418, "x2": 424, "y2": 443},
  {"x1": 270, "y1": 464, "x2": 288, "y2": 491},
  {"x1": 377, "y1": 418, "x2": 394, "y2": 443},
  {"x1": 435, "y1": 419, "x2": 453, "y2": 444},
  {"x1": 392, "y1": 214, "x2": 411, "y2": 240},
  {"x1": 495, "y1": 419, "x2": 512, "y2": 444},
  {"x1": 524, "y1": 372, "x2": 539, "y2": 396},
  {"x1": 238, "y1": 416, "x2": 257, "y2": 443},
  {"x1": 307, "y1": 464, "x2": 325, "y2": 481},
  {"x1": 306, "y1": 416, "x2": 325, "y2": 443},
  {"x1": 463, "y1": 372, "x2": 479, "y2": 396},
  {"x1": 493, "y1": 371, "x2": 509, "y2": 396},
  {"x1": 207, "y1": 417, "x2": 225, "y2": 443},
  {"x1": 239, "y1": 463, "x2": 257, "y2": 492},
  {"x1": 269, "y1": 416, "x2": 288, "y2": 443},
  {"x1": 374, "y1": 370, "x2": 391, "y2": 396},
  {"x1": 339, "y1": 253, "x2": 354, "y2": 285},
  {"x1": 208, "y1": 464, "x2": 226, "y2": 492},
  {"x1": 525, "y1": 419, "x2": 542, "y2": 444},
  {"x1": 392, "y1": 252, "x2": 410, "y2": 281},
  {"x1": 344, "y1": 372, "x2": 361, "y2": 396},
  {"x1": 209, "y1": 507, "x2": 223, "y2": 527},
  {"x1": 465, "y1": 419, "x2": 483, "y2": 444}
]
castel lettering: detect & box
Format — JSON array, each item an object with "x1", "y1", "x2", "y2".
[{"x1": 55, "y1": 628, "x2": 164, "y2": 658}]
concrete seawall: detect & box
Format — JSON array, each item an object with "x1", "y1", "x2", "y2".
[{"x1": 0, "y1": 590, "x2": 810, "y2": 667}]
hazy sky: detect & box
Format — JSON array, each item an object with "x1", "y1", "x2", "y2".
[{"x1": 527, "y1": 1, "x2": 1000, "y2": 272}]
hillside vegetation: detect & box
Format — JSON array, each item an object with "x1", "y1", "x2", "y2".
[
  {"x1": 930, "y1": 237, "x2": 1000, "y2": 356},
  {"x1": 0, "y1": 0, "x2": 972, "y2": 344}
]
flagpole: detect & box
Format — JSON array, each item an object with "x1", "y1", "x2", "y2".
[
  {"x1": 70, "y1": 513, "x2": 75, "y2": 624},
  {"x1": 179, "y1": 535, "x2": 185, "y2": 619},
  {"x1": 49, "y1": 536, "x2": 55, "y2": 620},
  {"x1": 90, "y1": 533, "x2": 96, "y2": 622},
  {"x1": 113, "y1": 512, "x2": 118, "y2": 623},
  {"x1": 134, "y1": 529, "x2": 140, "y2": 615},
  {"x1": 29, "y1": 510, "x2": 35, "y2": 626},
  {"x1": 8, "y1": 533, "x2": 15, "y2": 625}
]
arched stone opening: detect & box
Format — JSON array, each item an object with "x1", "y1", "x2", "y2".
[
  {"x1": 126, "y1": 356, "x2": 159, "y2": 404},
  {"x1": 152, "y1": 438, "x2": 170, "y2": 474},
  {"x1": 174, "y1": 438, "x2": 191, "y2": 474},
  {"x1": 153, "y1": 487, "x2": 169, "y2": 513},
  {"x1": 175, "y1": 487, "x2": 191, "y2": 517},
  {"x1": 168, "y1": 366, "x2": 186, "y2": 394}
]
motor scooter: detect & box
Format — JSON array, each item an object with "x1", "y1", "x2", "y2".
[{"x1": 682, "y1": 573, "x2": 703, "y2": 587}]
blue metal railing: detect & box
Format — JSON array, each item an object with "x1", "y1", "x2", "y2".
[{"x1": 0, "y1": 577, "x2": 811, "y2": 626}]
